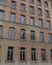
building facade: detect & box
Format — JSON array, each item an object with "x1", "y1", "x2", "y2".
[{"x1": 0, "y1": 0, "x2": 52, "y2": 65}]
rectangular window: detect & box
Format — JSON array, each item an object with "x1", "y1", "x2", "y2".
[
  {"x1": 0, "y1": 10, "x2": 4, "y2": 20},
  {"x1": 38, "y1": 19, "x2": 43, "y2": 27},
  {"x1": 45, "y1": 10, "x2": 49, "y2": 18},
  {"x1": 20, "y1": 29, "x2": 25, "y2": 40},
  {"x1": 31, "y1": 31, "x2": 35, "y2": 40},
  {"x1": 7, "y1": 47, "x2": 14, "y2": 61},
  {"x1": 20, "y1": 47, "x2": 25, "y2": 61},
  {"x1": 44, "y1": 1, "x2": 48, "y2": 8},
  {"x1": 37, "y1": 0, "x2": 41, "y2": 5},
  {"x1": 48, "y1": 34, "x2": 52, "y2": 43},
  {"x1": 50, "y1": 50, "x2": 52, "y2": 61},
  {"x1": 10, "y1": 13, "x2": 16, "y2": 22},
  {"x1": 20, "y1": 15, "x2": 25, "y2": 24},
  {"x1": 51, "y1": 3, "x2": 52, "y2": 9},
  {"x1": 38, "y1": 8, "x2": 42, "y2": 16},
  {"x1": 31, "y1": 48, "x2": 36, "y2": 61},
  {"x1": 30, "y1": 17, "x2": 34, "y2": 26},
  {"x1": 40, "y1": 32, "x2": 44, "y2": 42},
  {"x1": 41, "y1": 49, "x2": 46, "y2": 61},
  {"x1": 29, "y1": 0, "x2": 34, "y2": 3},
  {"x1": 21, "y1": 4, "x2": 26, "y2": 11},
  {"x1": 29, "y1": 6, "x2": 34, "y2": 14},
  {"x1": 0, "y1": 26, "x2": 3, "y2": 38},
  {"x1": 0, "y1": 0, "x2": 5, "y2": 6},
  {"x1": 9, "y1": 27, "x2": 15, "y2": 39},
  {"x1": 46, "y1": 20, "x2": 50, "y2": 29},
  {"x1": 11, "y1": 1, "x2": 16, "y2": 9}
]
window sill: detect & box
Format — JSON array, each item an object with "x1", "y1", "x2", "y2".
[
  {"x1": 10, "y1": 8, "x2": 16, "y2": 10},
  {"x1": 30, "y1": 61, "x2": 37, "y2": 63},
  {"x1": 0, "y1": 4, "x2": 6, "y2": 7},
  {"x1": 29, "y1": 12, "x2": 35, "y2": 14},
  {"x1": 41, "y1": 61, "x2": 48, "y2": 63},
  {"x1": 37, "y1": 4, "x2": 42, "y2": 6},
  {"x1": 30, "y1": 40, "x2": 35, "y2": 42},
  {"x1": 19, "y1": 60, "x2": 26, "y2": 63},
  {"x1": 5, "y1": 60, "x2": 15, "y2": 63},
  {"x1": 20, "y1": 39, "x2": 26, "y2": 41},
  {"x1": 20, "y1": 10, "x2": 26, "y2": 12}
]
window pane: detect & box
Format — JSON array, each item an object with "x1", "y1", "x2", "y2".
[
  {"x1": 29, "y1": 0, "x2": 34, "y2": 3},
  {"x1": 10, "y1": 13, "x2": 16, "y2": 22},
  {"x1": 9, "y1": 28, "x2": 15, "y2": 39},
  {"x1": 45, "y1": 10, "x2": 49, "y2": 17},
  {"x1": 50, "y1": 50, "x2": 52, "y2": 61},
  {"x1": 31, "y1": 48, "x2": 36, "y2": 61},
  {"x1": 7, "y1": 47, "x2": 14, "y2": 61},
  {"x1": 0, "y1": 26, "x2": 3, "y2": 37},
  {"x1": 40, "y1": 32, "x2": 44, "y2": 42},
  {"x1": 0, "y1": 0, "x2": 5, "y2": 6},
  {"x1": 29, "y1": 6, "x2": 34, "y2": 14},
  {"x1": 0, "y1": 11, "x2": 4, "y2": 20},
  {"x1": 20, "y1": 29, "x2": 25, "y2": 39},
  {"x1": 38, "y1": 19, "x2": 43, "y2": 27},
  {"x1": 30, "y1": 17, "x2": 34, "y2": 26},
  {"x1": 38, "y1": 8, "x2": 42, "y2": 16},
  {"x1": 20, "y1": 15, "x2": 25, "y2": 24},
  {"x1": 20, "y1": 48, "x2": 25, "y2": 61},
  {"x1": 37, "y1": 0, "x2": 41, "y2": 5},
  {"x1": 21, "y1": 4, "x2": 26, "y2": 11},
  {"x1": 41, "y1": 49, "x2": 46, "y2": 61},
  {"x1": 48, "y1": 34, "x2": 52, "y2": 43},
  {"x1": 44, "y1": 2, "x2": 48, "y2": 8},
  {"x1": 11, "y1": 1, "x2": 16, "y2": 9},
  {"x1": 46, "y1": 21, "x2": 50, "y2": 29},
  {"x1": 31, "y1": 31, "x2": 35, "y2": 40}
]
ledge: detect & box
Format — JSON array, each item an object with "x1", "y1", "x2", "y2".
[
  {"x1": 0, "y1": 19, "x2": 52, "y2": 31},
  {"x1": 5, "y1": 60, "x2": 15, "y2": 63}
]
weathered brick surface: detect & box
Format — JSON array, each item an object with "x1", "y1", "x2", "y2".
[{"x1": 0, "y1": 0, "x2": 52, "y2": 65}]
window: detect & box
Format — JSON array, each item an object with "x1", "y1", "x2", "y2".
[
  {"x1": 44, "y1": 1, "x2": 48, "y2": 8},
  {"x1": 20, "y1": 15, "x2": 25, "y2": 24},
  {"x1": 11, "y1": 1, "x2": 16, "y2": 9},
  {"x1": 21, "y1": 4, "x2": 26, "y2": 11},
  {"x1": 29, "y1": 0, "x2": 34, "y2": 3},
  {"x1": 7, "y1": 47, "x2": 14, "y2": 61},
  {"x1": 50, "y1": 50, "x2": 52, "y2": 61},
  {"x1": 0, "y1": 0, "x2": 5, "y2": 6},
  {"x1": 38, "y1": 8, "x2": 42, "y2": 16},
  {"x1": 48, "y1": 34, "x2": 52, "y2": 43},
  {"x1": 46, "y1": 20, "x2": 50, "y2": 29},
  {"x1": 20, "y1": 47, "x2": 25, "y2": 61},
  {"x1": 10, "y1": 13, "x2": 16, "y2": 22},
  {"x1": 38, "y1": 19, "x2": 43, "y2": 27},
  {"x1": 31, "y1": 31, "x2": 35, "y2": 40},
  {"x1": 0, "y1": 26, "x2": 3, "y2": 38},
  {"x1": 41, "y1": 49, "x2": 46, "y2": 61},
  {"x1": 51, "y1": 3, "x2": 52, "y2": 8},
  {"x1": 9, "y1": 27, "x2": 15, "y2": 39},
  {"x1": 29, "y1": 6, "x2": 34, "y2": 14},
  {"x1": 31, "y1": 48, "x2": 36, "y2": 61},
  {"x1": 37, "y1": 0, "x2": 41, "y2": 5},
  {"x1": 40, "y1": 32, "x2": 44, "y2": 42},
  {"x1": 29, "y1": 17, "x2": 34, "y2": 26},
  {"x1": 45, "y1": 10, "x2": 49, "y2": 18},
  {"x1": 0, "y1": 10, "x2": 4, "y2": 20},
  {"x1": 20, "y1": 29, "x2": 25, "y2": 40}
]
